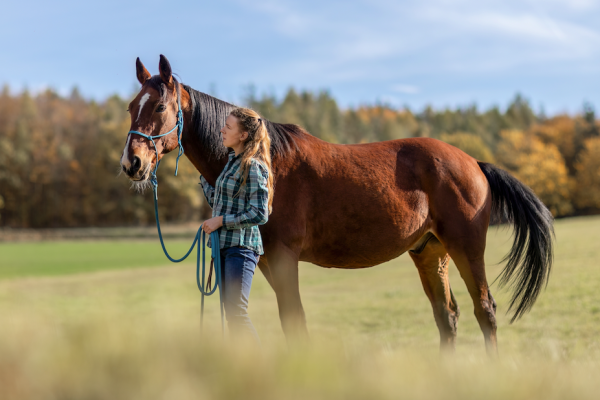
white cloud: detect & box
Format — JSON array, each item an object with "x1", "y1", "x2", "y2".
[
  {"x1": 240, "y1": 0, "x2": 317, "y2": 38},
  {"x1": 246, "y1": 0, "x2": 600, "y2": 82},
  {"x1": 228, "y1": 0, "x2": 600, "y2": 112},
  {"x1": 423, "y1": 8, "x2": 600, "y2": 49},
  {"x1": 521, "y1": 0, "x2": 598, "y2": 12}
]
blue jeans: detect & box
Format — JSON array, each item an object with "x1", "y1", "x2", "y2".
[{"x1": 220, "y1": 246, "x2": 260, "y2": 344}]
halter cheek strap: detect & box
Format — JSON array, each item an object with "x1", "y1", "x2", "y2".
[{"x1": 127, "y1": 79, "x2": 185, "y2": 194}]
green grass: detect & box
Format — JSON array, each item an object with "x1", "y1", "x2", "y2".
[
  {"x1": 1, "y1": 216, "x2": 600, "y2": 399},
  {"x1": 0, "y1": 240, "x2": 209, "y2": 279}
]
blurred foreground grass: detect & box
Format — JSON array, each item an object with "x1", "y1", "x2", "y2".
[{"x1": 1, "y1": 216, "x2": 600, "y2": 399}]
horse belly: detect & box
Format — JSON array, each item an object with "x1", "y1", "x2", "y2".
[{"x1": 301, "y1": 190, "x2": 428, "y2": 268}]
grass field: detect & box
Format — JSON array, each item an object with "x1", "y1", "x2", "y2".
[
  {"x1": 0, "y1": 240, "x2": 208, "y2": 279},
  {"x1": 1, "y1": 216, "x2": 600, "y2": 399}
]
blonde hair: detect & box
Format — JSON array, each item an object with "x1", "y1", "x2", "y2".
[{"x1": 229, "y1": 107, "x2": 274, "y2": 213}]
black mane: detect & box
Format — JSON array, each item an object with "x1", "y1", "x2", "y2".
[
  {"x1": 181, "y1": 84, "x2": 305, "y2": 159},
  {"x1": 182, "y1": 84, "x2": 234, "y2": 160}
]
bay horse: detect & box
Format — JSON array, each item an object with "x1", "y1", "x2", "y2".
[{"x1": 120, "y1": 55, "x2": 554, "y2": 353}]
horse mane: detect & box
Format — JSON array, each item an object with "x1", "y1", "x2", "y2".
[
  {"x1": 262, "y1": 120, "x2": 305, "y2": 158},
  {"x1": 180, "y1": 84, "x2": 305, "y2": 159},
  {"x1": 181, "y1": 83, "x2": 234, "y2": 161}
]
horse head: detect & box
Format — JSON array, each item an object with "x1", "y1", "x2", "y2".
[{"x1": 121, "y1": 55, "x2": 188, "y2": 182}]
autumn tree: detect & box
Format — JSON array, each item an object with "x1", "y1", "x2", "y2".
[
  {"x1": 1, "y1": 85, "x2": 598, "y2": 227},
  {"x1": 574, "y1": 138, "x2": 600, "y2": 212},
  {"x1": 496, "y1": 130, "x2": 572, "y2": 216},
  {"x1": 439, "y1": 132, "x2": 495, "y2": 163}
]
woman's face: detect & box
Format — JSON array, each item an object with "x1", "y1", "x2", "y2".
[{"x1": 221, "y1": 115, "x2": 248, "y2": 150}]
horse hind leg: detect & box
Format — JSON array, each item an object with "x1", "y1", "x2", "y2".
[
  {"x1": 488, "y1": 289, "x2": 497, "y2": 314},
  {"x1": 444, "y1": 241, "x2": 498, "y2": 355},
  {"x1": 409, "y1": 234, "x2": 460, "y2": 352}
]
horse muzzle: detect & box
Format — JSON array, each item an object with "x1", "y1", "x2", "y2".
[{"x1": 122, "y1": 155, "x2": 153, "y2": 181}]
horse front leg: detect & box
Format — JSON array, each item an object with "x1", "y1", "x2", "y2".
[{"x1": 258, "y1": 244, "x2": 309, "y2": 344}]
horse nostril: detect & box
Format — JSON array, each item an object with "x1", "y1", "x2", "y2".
[{"x1": 131, "y1": 156, "x2": 141, "y2": 174}]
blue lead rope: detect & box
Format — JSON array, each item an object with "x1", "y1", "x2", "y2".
[
  {"x1": 127, "y1": 79, "x2": 225, "y2": 333},
  {"x1": 151, "y1": 187, "x2": 225, "y2": 334}
]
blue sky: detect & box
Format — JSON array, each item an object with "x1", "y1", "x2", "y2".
[{"x1": 2, "y1": 0, "x2": 599, "y2": 114}]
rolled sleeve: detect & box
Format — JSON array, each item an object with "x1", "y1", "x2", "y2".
[
  {"x1": 222, "y1": 161, "x2": 269, "y2": 230},
  {"x1": 199, "y1": 175, "x2": 215, "y2": 208}
]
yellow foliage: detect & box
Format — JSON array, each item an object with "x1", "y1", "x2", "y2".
[
  {"x1": 530, "y1": 116, "x2": 577, "y2": 164},
  {"x1": 497, "y1": 130, "x2": 573, "y2": 216},
  {"x1": 574, "y1": 138, "x2": 600, "y2": 210},
  {"x1": 439, "y1": 132, "x2": 495, "y2": 163},
  {"x1": 356, "y1": 106, "x2": 397, "y2": 122},
  {"x1": 353, "y1": 107, "x2": 419, "y2": 141}
]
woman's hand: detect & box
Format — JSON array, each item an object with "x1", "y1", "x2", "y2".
[{"x1": 202, "y1": 216, "x2": 223, "y2": 234}]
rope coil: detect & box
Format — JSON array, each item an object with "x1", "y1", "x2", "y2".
[{"x1": 151, "y1": 189, "x2": 224, "y2": 332}]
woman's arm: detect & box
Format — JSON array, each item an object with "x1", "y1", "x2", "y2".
[
  {"x1": 222, "y1": 161, "x2": 269, "y2": 230},
  {"x1": 199, "y1": 175, "x2": 215, "y2": 208}
]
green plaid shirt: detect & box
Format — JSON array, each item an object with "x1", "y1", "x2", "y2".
[{"x1": 200, "y1": 151, "x2": 269, "y2": 255}]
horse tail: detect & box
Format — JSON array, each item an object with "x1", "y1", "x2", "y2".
[{"x1": 478, "y1": 162, "x2": 554, "y2": 322}]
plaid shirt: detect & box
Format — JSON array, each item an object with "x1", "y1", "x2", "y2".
[{"x1": 200, "y1": 151, "x2": 269, "y2": 255}]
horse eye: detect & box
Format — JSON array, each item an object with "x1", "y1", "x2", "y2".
[{"x1": 156, "y1": 105, "x2": 166, "y2": 113}]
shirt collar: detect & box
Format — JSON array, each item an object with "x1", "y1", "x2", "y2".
[{"x1": 228, "y1": 150, "x2": 243, "y2": 161}]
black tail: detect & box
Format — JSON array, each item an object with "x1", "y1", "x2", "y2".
[{"x1": 478, "y1": 162, "x2": 554, "y2": 322}]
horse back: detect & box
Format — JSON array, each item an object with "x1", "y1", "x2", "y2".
[{"x1": 262, "y1": 136, "x2": 490, "y2": 268}]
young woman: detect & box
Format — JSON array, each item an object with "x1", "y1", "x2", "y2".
[{"x1": 199, "y1": 107, "x2": 274, "y2": 343}]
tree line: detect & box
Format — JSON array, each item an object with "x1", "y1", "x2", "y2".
[
  {"x1": 0, "y1": 85, "x2": 598, "y2": 228},
  {"x1": 247, "y1": 89, "x2": 600, "y2": 217}
]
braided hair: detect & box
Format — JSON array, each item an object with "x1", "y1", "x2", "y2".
[{"x1": 229, "y1": 107, "x2": 274, "y2": 213}]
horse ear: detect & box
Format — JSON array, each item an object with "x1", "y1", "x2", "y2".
[
  {"x1": 159, "y1": 54, "x2": 173, "y2": 86},
  {"x1": 136, "y1": 58, "x2": 151, "y2": 85}
]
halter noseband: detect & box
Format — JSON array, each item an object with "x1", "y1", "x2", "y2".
[{"x1": 127, "y1": 79, "x2": 184, "y2": 192}]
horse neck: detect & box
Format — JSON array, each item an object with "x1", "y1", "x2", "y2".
[
  {"x1": 180, "y1": 86, "x2": 231, "y2": 185},
  {"x1": 178, "y1": 84, "x2": 320, "y2": 183},
  {"x1": 182, "y1": 137, "x2": 228, "y2": 186}
]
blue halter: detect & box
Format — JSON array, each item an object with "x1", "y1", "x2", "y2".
[{"x1": 127, "y1": 79, "x2": 185, "y2": 193}]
